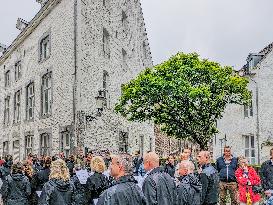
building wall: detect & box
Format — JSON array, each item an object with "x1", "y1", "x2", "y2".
[
  {"x1": 0, "y1": 0, "x2": 155, "y2": 159},
  {"x1": 75, "y1": 0, "x2": 154, "y2": 154},
  {"x1": 214, "y1": 50, "x2": 273, "y2": 164},
  {"x1": 0, "y1": 0, "x2": 75, "y2": 160}
]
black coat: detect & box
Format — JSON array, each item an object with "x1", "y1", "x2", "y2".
[
  {"x1": 142, "y1": 167, "x2": 177, "y2": 205},
  {"x1": 0, "y1": 173, "x2": 31, "y2": 205},
  {"x1": 66, "y1": 161, "x2": 75, "y2": 177},
  {"x1": 70, "y1": 174, "x2": 89, "y2": 205},
  {"x1": 177, "y1": 174, "x2": 202, "y2": 205},
  {"x1": 86, "y1": 172, "x2": 109, "y2": 203},
  {"x1": 97, "y1": 175, "x2": 147, "y2": 205},
  {"x1": 38, "y1": 179, "x2": 76, "y2": 205},
  {"x1": 260, "y1": 159, "x2": 273, "y2": 190},
  {"x1": 32, "y1": 167, "x2": 50, "y2": 191},
  {"x1": 133, "y1": 157, "x2": 143, "y2": 175},
  {"x1": 164, "y1": 163, "x2": 175, "y2": 178},
  {"x1": 216, "y1": 156, "x2": 238, "y2": 182},
  {"x1": 199, "y1": 164, "x2": 219, "y2": 205}
]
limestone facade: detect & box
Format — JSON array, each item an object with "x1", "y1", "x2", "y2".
[
  {"x1": 214, "y1": 43, "x2": 273, "y2": 164},
  {"x1": 0, "y1": 0, "x2": 154, "y2": 161}
]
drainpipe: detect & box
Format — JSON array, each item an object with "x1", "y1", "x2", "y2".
[
  {"x1": 73, "y1": 0, "x2": 78, "y2": 149},
  {"x1": 250, "y1": 78, "x2": 260, "y2": 164}
]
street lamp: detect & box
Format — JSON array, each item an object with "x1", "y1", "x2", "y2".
[
  {"x1": 219, "y1": 134, "x2": 227, "y2": 156},
  {"x1": 86, "y1": 90, "x2": 106, "y2": 121}
]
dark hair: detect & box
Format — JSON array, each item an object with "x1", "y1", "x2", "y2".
[
  {"x1": 224, "y1": 146, "x2": 231, "y2": 150},
  {"x1": 11, "y1": 162, "x2": 23, "y2": 174},
  {"x1": 44, "y1": 156, "x2": 52, "y2": 168},
  {"x1": 270, "y1": 148, "x2": 273, "y2": 156}
]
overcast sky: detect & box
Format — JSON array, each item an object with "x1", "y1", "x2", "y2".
[{"x1": 1, "y1": 0, "x2": 273, "y2": 69}]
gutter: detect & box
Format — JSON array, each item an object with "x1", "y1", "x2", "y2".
[{"x1": 72, "y1": 0, "x2": 78, "y2": 148}]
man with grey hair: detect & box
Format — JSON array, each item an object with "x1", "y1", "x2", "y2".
[
  {"x1": 142, "y1": 152, "x2": 177, "y2": 205},
  {"x1": 97, "y1": 154, "x2": 147, "y2": 205},
  {"x1": 197, "y1": 151, "x2": 219, "y2": 205},
  {"x1": 177, "y1": 161, "x2": 202, "y2": 205}
]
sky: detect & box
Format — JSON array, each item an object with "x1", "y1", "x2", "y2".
[{"x1": 1, "y1": 0, "x2": 273, "y2": 69}]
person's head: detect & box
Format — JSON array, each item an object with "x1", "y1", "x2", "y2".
[
  {"x1": 23, "y1": 160, "x2": 34, "y2": 177},
  {"x1": 91, "y1": 156, "x2": 106, "y2": 173},
  {"x1": 167, "y1": 155, "x2": 175, "y2": 165},
  {"x1": 223, "y1": 146, "x2": 232, "y2": 158},
  {"x1": 11, "y1": 162, "x2": 23, "y2": 174},
  {"x1": 183, "y1": 149, "x2": 191, "y2": 159},
  {"x1": 69, "y1": 155, "x2": 75, "y2": 162},
  {"x1": 135, "y1": 150, "x2": 140, "y2": 157},
  {"x1": 143, "y1": 152, "x2": 159, "y2": 172},
  {"x1": 110, "y1": 154, "x2": 133, "y2": 179},
  {"x1": 27, "y1": 153, "x2": 33, "y2": 161},
  {"x1": 270, "y1": 148, "x2": 273, "y2": 159},
  {"x1": 73, "y1": 164, "x2": 83, "y2": 173},
  {"x1": 238, "y1": 156, "x2": 248, "y2": 168},
  {"x1": 49, "y1": 159, "x2": 70, "y2": 181},
  {"x1": 180, "y1": 153, "x2": 188, "y2": 161},
  {"x1": 178, "y1": 161, "x2": 189, "y2": 176},
  {"x1": 197, "y1": 151, "x2": 210, "y2": 166},
  {"x1": 44, "y1": 156, "x2": 52, "y2": 168}
]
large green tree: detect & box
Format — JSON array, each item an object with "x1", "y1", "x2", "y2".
[{"x1": 115, "y1": 53, "x2": 251, "y2": 149}]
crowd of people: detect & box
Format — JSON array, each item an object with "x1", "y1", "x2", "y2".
[{"x1": 0, "y1": 146, "x2": 273, "y2": 205}]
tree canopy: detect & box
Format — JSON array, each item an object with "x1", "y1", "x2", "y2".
[{"x1": 115, "y1": 53, "x2": 251, "y2": 149}]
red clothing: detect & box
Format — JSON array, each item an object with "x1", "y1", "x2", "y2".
[
  {"x1": 0, "y1": 159, "x2": 4, "y2": 166},
  {"x1": 235, "y1": 166, "x2": 261, "y2": 203}
]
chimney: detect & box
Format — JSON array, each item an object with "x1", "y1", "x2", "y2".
[
  {"x1": 36, "y1": 0, "x2": 48, "y2": 7},
  {"x1": 16, "y1": 18, "x2": 29, "y2": 31},
  {"x1": 0, "y1": 43, "x2": 7, "y2": 55}
]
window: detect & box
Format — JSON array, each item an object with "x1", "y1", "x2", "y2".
[
  {"x1": 15, "y1": 61, "x2": 22, "y2": 81},
  {"x1": 103, "y1": 0, "x2": 109, "y2": 7},
  {"x1": 41, "y1": 72, "x2": 52, "y2": 116},
  {"x1": 103, "y1": 70, "x2": 109, "y2": 107},
  {"x1": 103, "y1": 28, "x2": 110, "y2": 59},
  {"x1": 119, "y1": 131, "x2": 129, "y2": 153},
  {"x1": 244, "y1": 135, "x2": 255, "y2": 164},
  {"x1": 13, "y1": 140, "x2": 20, "y2": 162},
  {"x1": 39, "y1": 35, "x2": 50, "y2": 62},
  {"x1": 5, "y1": 70, "x2": 10, "y2": 87},
  {"x1": 4, "y1": 96, "x2": 10, "y2": 125},
  {"x1": 60, "y1": 131, "x2": 71, "y2": 157},
  {"x1": 122, "y1": 48, "x2": 128, "y2": 70},
  {"x1": 26, "y1": 83, "x2": 35, "y2": 120},
  {"x1": 14, "y1": 90, "x2": 21, "y2": 123},
  {"x1": 140, "y1": 135, "x2": 144, "y2": 156},
  {"x1": 143, "y1": 41, "x2": 147, "y2": 59},
  {"x1": 122, "y1": 10, "x2": 128, "y2": 30},
  {"x1": 3, "y1": 141, "x2": 9, "y2": 157},
  {"x1": 244, "y1": 100, "x2": 253, "y2": 118},
  {"x1": 25, "y1": 135, "x2": 33, "y2": 157},
  {"x1": 40, "y1": 133, "x2": 51, "y2": 156}
]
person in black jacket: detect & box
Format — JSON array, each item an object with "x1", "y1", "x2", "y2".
[
  {"x1": 97, "y1": 154, "x2": 147, "y2": 205},
  {"x1": 38, "y1": 159, "x2": 76, "y2": 205},
  {"x1": 70, "y1": 164, "x2": 90, "y2": 205},
  {"x1": 0, "y1": 161, "x2": 31, "y2": 205},
  {"x1": 32, "y1": 156, "x2": 51, "y2": 193},
  {"x1": 216, "y1": 146, "x2": 238, "y2": 205},
  {"x1": 142, "y1": 152, "x2": 177, "y2": 205},
  {"x1": 66, "y1": 155, "x2": 76, "y2": 177},
  {"x1": 86, "y1": 156, "x2": 109, "y2": 205},
  {"x1": 261, "y1": 148, "x2": 273, "y2": 196},
  {"x1": 133, "y1": 150, "x2": 143, "y2": 176},
  {"x1": 164, "y1": 155, "x2": 176, "y2": 177},
  {"x1": 177, "y1": 161, "x2": 202, "y2": 205},
  {"x1": 0, "y1": 155, "x2": 13, "y2": 179},
  {"x1": 197, "y1": 151, "x2": 219, "y2": 205}
]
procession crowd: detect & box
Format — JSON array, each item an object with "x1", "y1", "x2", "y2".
[{"x1": 0, "y1": 146, "x2": 273, "y2": 205}]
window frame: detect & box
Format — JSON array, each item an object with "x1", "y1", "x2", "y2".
[
  {"x1": 40, "y1": 133, "x2": 51, "y2": 156},
  {"x1": 41, "y1": 72, "x2": 52, "y2": 117},
  {"x1": 15, "y1": 61, "x2": 22, "y2": 81},
  {"x1": 26, "y1": 82, "x2": 35, "y2": 120},
  {"x1": 3, "y1": 141, "x2": 9, "y2": 157},
  {"x1": 14, "y1": 90, "x2": 21, "y2": 124},
  {"x1": 244, "y1": 135, "x2": 256, "y2": 164},
  {"x1": 38, "y1": 31, "x2": 51, "y2": 63},
  {"x1": 25, "y1": 135, "x2": 33, "y2": 157},
  {"x1": 4, "y1": 96, "x2": 10, "y2": 125},
  {"x1": 5, "y1": 70, "x2": 10, "y2": 87}
]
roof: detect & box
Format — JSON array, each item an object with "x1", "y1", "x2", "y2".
[{"x1": 0, "y1": 0, "x2": 61, "y2": 64}]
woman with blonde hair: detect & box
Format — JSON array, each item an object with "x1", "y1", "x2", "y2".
[
  {"x1": 235, "y1": 156, "x2": 261, "y2": 205},
  {"x1": 38, "y1": 159, "x2": 76, "y2": 205},
  {"x1": 86, "y1": 156, "x2": 109, "y2": 205}
]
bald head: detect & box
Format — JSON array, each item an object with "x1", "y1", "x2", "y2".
[
  {"x1": 197, "y1": 151, "x2": 210, "y2": 165},
  {"x1": 143, "y1": 152, "x2": 159, "y2": 172}
]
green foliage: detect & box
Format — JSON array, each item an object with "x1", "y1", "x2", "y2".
[{"x1": 115, "y1": 53, "x2": 251, "y2": 149}]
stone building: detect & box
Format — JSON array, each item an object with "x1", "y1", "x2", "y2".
[
  {"x1": 213, "y1": 43, "x2": 273, "y2": 164},
  {"x1": 0, "y1": 0, "x2": 154, "y2": 161}
]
